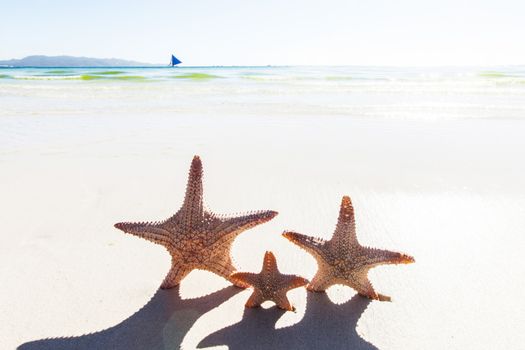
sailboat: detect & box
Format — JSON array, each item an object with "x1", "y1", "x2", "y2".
[{"x1": 170, "y1": 54, "x2": 181, "y2": 66}]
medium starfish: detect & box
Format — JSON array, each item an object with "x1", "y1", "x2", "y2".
[
  {"x1": 230, "y1": 251, "x2": 308, "y2": 311},
  {"x1": 114, "y1": 156, "x2": 278, "y2": 289},
  {"x1": 283, "y1": 196, "x2": 414, "y2": 301}
]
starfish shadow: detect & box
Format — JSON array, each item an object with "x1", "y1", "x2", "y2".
[
  {"x1": 17, "y1": 285, "x2": 240, "y2": 350},
  {"x1": 198, "y1": 292, "x2": 378, "y2": 350}
]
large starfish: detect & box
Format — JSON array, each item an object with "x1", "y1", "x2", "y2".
[
  {"x1": 114, "y1": 156, "x2": 278, "y2": 289},
  {"x1": 283, "y1": 196, "x2": 414, "y2": 301},
  {"x1": 230, "y1": 251, "x2": 308, "y2": 311}
]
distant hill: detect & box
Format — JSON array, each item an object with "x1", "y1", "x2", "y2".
[{"x1": 0, "y1": 55, "x2": 156, "y2": 67}]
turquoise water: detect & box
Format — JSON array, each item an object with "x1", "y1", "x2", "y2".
[
  {"x1": 1, "y1": 65, "x2": 525, "y2": 82},
  {"x1": 1, "y1": 66, "x2": 525, "y2": 119}
]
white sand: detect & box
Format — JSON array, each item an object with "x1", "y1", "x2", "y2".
[{"x1": 1, "y1": 114, "x2": 525, "y2": 349}]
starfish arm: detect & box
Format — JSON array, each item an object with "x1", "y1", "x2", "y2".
[
  {"x1": 273, "y1": 291, "x2": 294, "y2": 311},
  {"x1": 213, "y1": 210, "x2": 278, "y2": 244},
  {"x1": 245, "y1": 289, "x2": 265, "y2": 308},
  {"x1": 230, "y1": 272, "x2": 259, "y2": 287},
  {"x1": 208, "y1": 211, "x2": 277, "y2": 255},
  {"x1": 280, "y1": 275, "x2": 309, "y2": 291},
  {"x1": 204, "y1": 255, "x2": 250, "y2": 287},
  {"x1": 178, "y1": 155, "x2": 205, "y2": 226},
  {"x1": 282, "y1": 231, "x2": 328, "y2": 260},
  {"x1": 330, "y1": 196, "x2": 359, "y2": 248},
  {"x1": 361, "y1": 247, "x2": 415, "y2": 268},
  {"x1": 160, "y1": 258, "x2": 191, "y2": 289},
  {"x1": 114, "y1": 221, "x2": 172, "y2": 247},
  {"x1": 307, "y1": 263, "x2": 337, "y2": 292},
  {"x1": 205, "y1": 255, "x2": 236, "y2": 276},
  {"x1": 262, "y1": 251, "x2": 279, "y2": 274},
  {"x1": 341, "y1": 270, "x2": 391, "y2": 301},
  {"x1": 345, "y1": 272, "x2": 379, "y2": 300}
]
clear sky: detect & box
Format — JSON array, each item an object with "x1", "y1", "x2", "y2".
[{"x1": 1, "y1": 0, "x2": 524, "y2": 66}]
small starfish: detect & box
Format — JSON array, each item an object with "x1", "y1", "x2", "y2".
[
  {"x1": 283, "y1": 196, "x2": 414, "y2": 301},
  {"x1": 230, "y1": 251, "x2": 308, "y2": 311},
  {"x1": 114, "y1": 156, "x2": 278, "y2": 289}
]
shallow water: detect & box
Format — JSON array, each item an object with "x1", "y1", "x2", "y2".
[{"x1": 1, "y1": 66, "x2": 525, "y2": 119}]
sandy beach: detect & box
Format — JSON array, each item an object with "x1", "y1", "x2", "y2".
[{"x1": 1, "y1": 67, "x2": 525, "y2": 349}]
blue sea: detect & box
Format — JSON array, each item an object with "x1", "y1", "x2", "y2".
[{"x1": 1, "y1": 66, "x2": 525, "y2": 119}]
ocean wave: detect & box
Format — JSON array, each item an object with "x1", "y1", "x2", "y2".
[
  {"x1": 170, "y1": 73, "x2": 222, "y2": 80},
  {"x1": 45, "y1": 70, "x2": 72, "y2": 74},
  {"x1": 13, "y1": 75, "x2": 83, "y2": 80},
  {"x1": 478, "y1": 71, "x2": 516, "y2": 78},
  {"x1": 2, "y1": 67, "x2": 525, "y2": 87},
  {"x1": 81, "y1": 74, "x2": 147, "y2": 81},
  {"x1": 240, "y1": 75, "x2": 309, "y2": 81},
  {"x1": 10, "y1": 74, "x2": 150, "y2": 81},
  {"x1": 92, "y1": 71, "x2": 125, "y2": 75}
]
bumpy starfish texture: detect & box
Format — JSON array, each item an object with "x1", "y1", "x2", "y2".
[
  {"x1": 283, "y1": 196, "x2": 414, "y2": 301},
  {"x1": 114, "y1": 156, "x2": 278, "y2": 289},
  {"x1": 230, "y1": 251, "x2": 308, "y2": 311}
]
